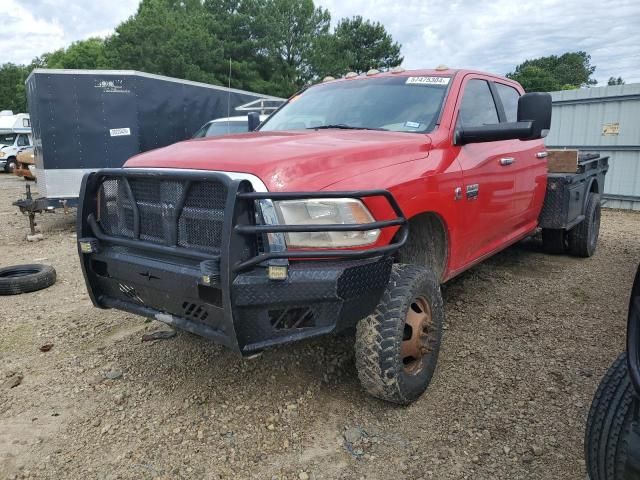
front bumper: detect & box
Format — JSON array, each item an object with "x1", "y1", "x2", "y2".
[
  {"x1": 86, "y1": 249, "x2": 392, "y2": 353},
  {"x1": 77, "y1": 168, "x2": 406, "y2": 355}
]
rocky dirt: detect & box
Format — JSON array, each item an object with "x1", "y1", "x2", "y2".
[{"x1": 0, "y1": 173, "x2": 638, "y2": 480}]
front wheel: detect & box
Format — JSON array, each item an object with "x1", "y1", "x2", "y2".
[
  {"x1": 355, "y1": 264, "x2": 444, "y2": 405},
  {"x1": 4, "y1": 157, "x2": 16, "y2": 173}
]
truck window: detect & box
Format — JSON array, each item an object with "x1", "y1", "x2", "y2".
[
  {"x1": 193, "y1": 121, "x2": 248, "y2": 138},
  {"x1": 17, "y1": 134, "x2": 29, "y2": 147},
  {"x1": 457, "y1": 79, "x2": 499, "y2": 128},
  {"x1": 0, "y1": 133, "x2": 17, "y2": 145},
  {"x1": 205, "y1": 121, "x2": 248, "y2": 137},
  {"x1": 495, "y1": 83, "x2": 520, "y2": 122},
  {"x1": 260, "y1": 76, "x2": 450, "y2": 134}
]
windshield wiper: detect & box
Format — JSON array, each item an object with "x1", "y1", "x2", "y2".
[{"x1": 307, "y1": 124, "x2": 387, "y2": 131}]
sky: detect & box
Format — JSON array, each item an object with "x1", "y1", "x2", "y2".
[{"x1": 1, "y1": 0, "x2": 639, "y2": 85}]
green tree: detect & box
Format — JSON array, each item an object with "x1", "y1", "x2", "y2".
[
  {"x1": 0, "y1": 0, "x2": 405, "y2": 109},
  {"x1": 608, "y1": 76, "x2": 625, "y2": 86},
  {"x1": 42, "y1": 38, "x2": 111, "y2": 69},
  {"x1": 106, "y1": 0, "x2": 222, "y2": 85},
  {"x1": 202, "y1": 0, "x2": 273, "y2": 93},
  {"x1": 507, "y1": 51, "x2": 597, "y2": 92},
  {"x1": 313, "y1": 16, "x2": 403, "y2": 77},
  {"x1": 0, "y1": 64, "x2": 31, "y2": 112},
  {"x1": 260, "y1": 0, "x2": 331, "y2": 96}
]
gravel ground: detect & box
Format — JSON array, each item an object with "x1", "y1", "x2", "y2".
[{"x1": 1, "y1": 173, "x2": 638, "y2": 480}]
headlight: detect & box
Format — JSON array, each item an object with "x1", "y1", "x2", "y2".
[
  {"x1": 274, "y1": 198, "x2": 380, "y2": 248},
  {"x1": 0, "y1": 152, "x2": 5, "y2": 158}
]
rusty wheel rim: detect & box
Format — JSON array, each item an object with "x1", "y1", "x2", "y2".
[{"x1": 400, "y1": 296, "x2": 432, "y2": 375}]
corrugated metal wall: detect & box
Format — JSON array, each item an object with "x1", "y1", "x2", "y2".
[{"x1": 545, "y1": 83, "x2": 640, "y2": 210}]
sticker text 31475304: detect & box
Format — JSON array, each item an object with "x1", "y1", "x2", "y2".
[{"x1": 406, "y1": 76, "x2": 450, "y2": 86}]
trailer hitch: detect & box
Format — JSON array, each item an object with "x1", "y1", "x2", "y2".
[{"x1": 13, "y1": 184, "x2": 56, "y2": 236}]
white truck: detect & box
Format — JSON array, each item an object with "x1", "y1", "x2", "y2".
[
  {"x1": 0, "y1": 111, "x2": 32, "y2": 173},
  {"x1": 192, "y1": 98, "x2": 284, "y2": 138}
]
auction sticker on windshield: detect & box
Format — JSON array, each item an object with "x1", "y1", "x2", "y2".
[{"x1": 406, "y1": 76, "x2": 450, "y2": 86}]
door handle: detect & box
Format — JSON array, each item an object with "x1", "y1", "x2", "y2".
[
  {"x1": 536, "y1": 151, "x2": 548, "y2": 158},
  {"x1": 500, "y1": 157, "x2": 515, "y2": 166}
]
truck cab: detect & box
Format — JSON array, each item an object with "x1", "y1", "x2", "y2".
[
  {"x1": 0, "y1": 111, "x2": 32, "y2": 173},
  {"x1": 78, "y1": 68, "x2": 600, "y2": 405}
]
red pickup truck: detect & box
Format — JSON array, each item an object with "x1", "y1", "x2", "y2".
[{"x1": 77, "y1": 68, "x2": 607, "y2": 404}]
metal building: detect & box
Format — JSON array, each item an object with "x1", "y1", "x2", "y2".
[{"x1": 545, "y1": 83, "x2": 640, "y2": 210}]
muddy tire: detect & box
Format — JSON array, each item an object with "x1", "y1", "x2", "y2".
[
  {"x1": 355, "y1": 264, "x2": 443, "y2": 405},
  {"x1": 569, "y1": 193, "x2": 601, "y2": 258},
  {"x1": 585, "y1": 352, "x2": 635, "y2": 480},
  {"x1": 541, "y1": 228, "x2": 567, "y2": 254},
  {"x1": 0, "y1": 264, "x2": 57, "y2": 295}
]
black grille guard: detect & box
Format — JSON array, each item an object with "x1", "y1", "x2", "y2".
[
  {"x1": 233, "y1": 190, "x2": 408, "y2": 272},
  {"x1": 80, "y1": 169, "x2": 408, "y2": 274}
]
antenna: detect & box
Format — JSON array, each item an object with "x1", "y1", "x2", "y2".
[{"x1": 227, "y1": 58, "x2": 232, "y2": 135}]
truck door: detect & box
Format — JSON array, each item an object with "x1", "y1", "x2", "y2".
[
  {"x1": 453, "y1": 78, "x2": 518, "y2": 264},
  {"x1": 493, "y1": 82, "x2": 547, "y2": 229}
]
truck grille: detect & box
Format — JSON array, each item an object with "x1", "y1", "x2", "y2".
[{"x1": 97, "y1": 176, "x2": 227, "y2": 253}]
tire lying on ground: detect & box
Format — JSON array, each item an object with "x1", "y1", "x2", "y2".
[
  {"x1": 584, "y1": 352, "x2": 635, "y2": 480},
  {"x1": 0, "y1": 264, "x2": 57, "y2": 295}
]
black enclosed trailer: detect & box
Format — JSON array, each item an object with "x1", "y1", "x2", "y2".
[{"x1": 20, "y1": 69, "x2": 281, "y2": 209}]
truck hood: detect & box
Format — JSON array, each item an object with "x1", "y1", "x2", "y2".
[{"x1": 125, "y1": 130, "x2": 431, "y2": 191}]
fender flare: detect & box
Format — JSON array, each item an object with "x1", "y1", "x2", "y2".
[{"x1": 583, "y1": 178, "x2": 600, "y2": 211}]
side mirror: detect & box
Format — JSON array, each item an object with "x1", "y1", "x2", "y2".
[
  {"x1": 456, "y1": 92, "x2": 553, "y2": 145},
  {"x1": 247, "y1": 112, "x2": 261, "y2": 132},
  {"x1": 517, "y1": 92, "x2": 552, "y2": 140},
  {"x1": 456, "y1": 122, "x2": 534, "y2": 145}
]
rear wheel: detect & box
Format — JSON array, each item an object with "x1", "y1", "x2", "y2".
[
  {"x1": 569, "y1": 193, "x2": 601, "y2": 257},
  {"x1": 541, "y1": 228, "x2": 567, "y2": 254},
  {"x1": 355, "y1": 264, "x2": 443, "y2": 405},
  {"x1": 585, "y1": 353, "x2": 635, "y2": 480}
]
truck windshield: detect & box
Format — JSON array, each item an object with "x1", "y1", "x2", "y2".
[
  {"x1": 0, "y1": 134, "x2": 17, "y2": 145},
  {"x1": 260, "y1": 76, "x2": 450, "y2": 134}
]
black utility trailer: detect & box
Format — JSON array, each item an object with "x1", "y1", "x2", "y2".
[
  {"x1": 539, "y1": 151, "x2": 609, "y2": 256},
  {"x1": 14, "y1": 69, "x2": 280, "y2": 233}
]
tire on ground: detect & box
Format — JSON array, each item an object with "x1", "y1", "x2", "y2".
[
  {"x1": 355, "y1": 263, "x2": 444, "y2": 405},
  {"x1": 0, "y1": 264, "x2": 57, "y2": 295},
  {"x1": 569, "y1": 192, "x2": 601, "y2": 257},
  {"x1": 585, "y1": 352, "x2": 634, "y2": 480},
  {"x1": 541, "y1": 228, "x2": 567, "y2": 254}
]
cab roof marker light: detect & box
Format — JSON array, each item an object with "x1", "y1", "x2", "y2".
[
  {"x1": 435, "y1": 64, "x2": 449, "y2": 71},
  {"x1": 322, "y1": 76, "x2": 335, "y2": 83},
  {"x1": 345, "y1": 72, "x2": 358, "y2": 79},
  {"x1": 366, "y1": 69, "x2": 380, "y2": 76},
  {"x1": 391, "y1": 66, "x2": 405, "y2": 74}
]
